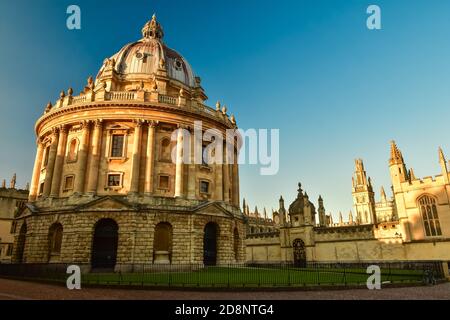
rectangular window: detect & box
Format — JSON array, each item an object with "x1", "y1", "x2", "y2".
[
  {"x1": 158, "y1": 175, "x2": 169, "y2": 190},
  {"x1": 107, "y1": 174, "x2": 121, "y2": 187},
  {"x1": 200, "y1": 181, "x2": 210, "y2": 194},
  {"x1": 39, "y1": 182, "x2": 45, "y2": 195},
  {"x1": 64, "y1": 176, "x2": 74, "y2": 191},
  {"x1": 111, "y1": 135, "x2": 125, "y2": 157}
]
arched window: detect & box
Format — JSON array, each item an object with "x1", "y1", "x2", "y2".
[
  {"x1": 418, "y1": 195, "x2": 442, "y2": 237},
  {"x1": 160, "y1": 138, "x2": 171, "y2": 161},
  {"x1": 48, "y1": 223, "x2": 63, "y2": 255},
  {"x1": 16, "y1": 222, "x2": 27, "y2": 263},
  {"x1": 233, "y1": 227, "x2": 240, "y2": 261},
  {"x1": 67, "y1": 139, "x2": 79, "y2": 162}
]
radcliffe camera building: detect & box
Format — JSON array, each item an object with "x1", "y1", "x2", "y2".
[
  {"x1": 9, "y1": 15, "x2": 450, "y2": 270},
  {"x1": 13, "y1": 15, "x2": 245, "y2": 269}
]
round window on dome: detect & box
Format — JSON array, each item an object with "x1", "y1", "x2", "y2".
[
  {"x1": 135, "y1": 52, "x2": 144, "y2": 59},
  {"x1": 174, "y1": 58, "x2": 183, "y2": 71}
]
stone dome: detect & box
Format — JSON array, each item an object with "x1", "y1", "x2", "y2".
[
  {"x1": 289, "y1": 183, "x2": 316, "y2": 215},
  {"x1": 96, "y1": 14, "x2": 197, "y2": 88}
]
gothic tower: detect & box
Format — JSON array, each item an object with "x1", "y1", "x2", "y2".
[{"x1": 352, "y1": 159, "x2": 377, "y2": 224}]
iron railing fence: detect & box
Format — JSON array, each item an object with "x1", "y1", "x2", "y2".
[{"x1": 0, "y1": 261, "x2": 445, "y2": 288}]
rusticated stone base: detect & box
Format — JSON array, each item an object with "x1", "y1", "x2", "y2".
[{"x1": 12, "y1": 204, "x2": 246, "y2": 266}]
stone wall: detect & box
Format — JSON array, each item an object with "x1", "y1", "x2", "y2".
[
  {"x1": 245, "y1": 227, "x2": 450, "y2": 263},
  {"x1": 13, "y1": 210, "x2": 246, "y2": 267}
]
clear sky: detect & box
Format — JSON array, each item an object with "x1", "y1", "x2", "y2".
[{"x1": 1, "y1": 0, "x2": 450, "y2": 219}]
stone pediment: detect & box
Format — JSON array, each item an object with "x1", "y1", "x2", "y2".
[
  {"x1": 194, "y1": 202, "x2": 234, "y2": 218},
  {"x1": 16, "y1": 204, "x2": 37, "y2": 217},
  {"x1": 76, "y1": 196, "x2": 136, "y2": 211}
]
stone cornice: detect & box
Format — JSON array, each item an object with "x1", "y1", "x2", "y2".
[{"x1": 35, "y1": 101, "x2": 235, "y2": 137}]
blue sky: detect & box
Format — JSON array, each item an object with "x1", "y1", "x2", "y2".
[{"x1": 1, "y1": 0, "x2": 450, "y2": 219}]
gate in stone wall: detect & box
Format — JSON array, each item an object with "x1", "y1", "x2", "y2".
[{"x1": 293, "y1": 238, "x2": 306, "y2": 268}]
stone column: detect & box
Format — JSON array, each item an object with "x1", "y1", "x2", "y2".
[
  {"x1": 50, "y1": 125, "x2": 68, "y2": 197},
  {"x1": 74, "y1": 121, "x2": 90, "y2": 195},
  {"x1": 87, "y1": 119, "x2": 103, "y2": 195},
  {"x1": 130, "y1": 119, "x2": 143, "y2": 194},
  {"x1": 43, "y1": 129, "x2": 59, "y2": 197},
  {"x1": 144, "y1": 121, "x2": 157, "y2": 194},
  {"x1": 174, "y1": 126, "x2": 185, "y2": 198},
  {"x1": 187, "y1": 129, "x2": 197, "y2": 199},
  {"x1": 29, "y1": 140, "x2": 44, "y2": 201},
  {"x1": 232, "y1": 147, "x2": 240, "y2": 207},
  {"x1": 214, "y1": 143, "x2": 224, "y2": 201},
  {"x1": 223, "y1": 141, "x2": 231, "y2": 202}
]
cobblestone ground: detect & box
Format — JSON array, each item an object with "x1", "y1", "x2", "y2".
[{"x1": 0, "y1": 278, "x2": 448, "y2": 300}]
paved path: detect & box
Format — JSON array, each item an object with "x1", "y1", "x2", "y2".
[{"x1": 0, "y1": 278, "x2": 448, "y2": 300}]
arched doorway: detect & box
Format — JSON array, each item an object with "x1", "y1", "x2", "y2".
[
  {"x1": 293, "y1": 239, "x2": 306, "y2": 268},
  {"x1": 16, "y1": 223, "x2": 27, "y2": 263},
  {"x1": 153, "y1": 222, "x2": 173, "y2": 264},
  {"x1": 203, "y1": 222, "x2": 218, "y2": 266},
  {"x1": 91, "y1": 219, "x2": 119, "y2": 270}
]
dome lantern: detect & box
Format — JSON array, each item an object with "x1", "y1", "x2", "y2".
[{"x1": 141, "y1": 14, "x2": 164, "y2": 40}]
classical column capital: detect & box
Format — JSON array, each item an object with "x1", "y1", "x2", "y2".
[
  {"x1": 177, "y1": 124, "x2": 192, "y2": 132},
  {"x1": 134, "y1": 119, "x2": 145, "y2": 127},
  {"x1": 58, "y1": 124, "x2": 68, "y2": 134},
  {"x1": 80, "y1": 120, "x2": 91, "y2": 129},
  {"x1": 147, "y1": 120, "x2": 159, "y2": 128},
  {"x1": 36, "y1": 137, "x2": 44, "y2": 146},
  {"x1": 50, "y1": 127, "x2": 59, "y2": 137},
  {"x1": 94, "y1": 119, "x2": 103, "y2": 128}
]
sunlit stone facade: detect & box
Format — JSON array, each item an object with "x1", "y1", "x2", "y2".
[
  {"x1": 245, "y1": 142, "x2": 450, "y2": 267},
  {"x1": 13, "y1": 15, "x2": 245, "y2": 269}
]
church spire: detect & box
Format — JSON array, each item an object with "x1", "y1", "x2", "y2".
[
  {"x1": 408, "y1": 168, "x2": 416, "y2": 181},
  {"x1": 439, "y1": 147, "x2": 449, "y2": 182},
  {"x1": 380, "y1": 186, "x2": 387, "y2": 202},
  {"x1": 10, "y1": 173, "x2": 16, "y2": 189},
  {"x1": 318, "y1": 195, "x2": 326, "y2": 227},
  {"x1": 297, "y1": 183, "x2": 303, "y2": 198},
  {"x1": 389, "y1": 140, "x2": 404, "y2": 165},
  {"x1": 279, "y1": 195, "x2": 286, "y2": 225}
]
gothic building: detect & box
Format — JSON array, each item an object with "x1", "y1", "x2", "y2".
[
  {"x1": 13, "y1": 15, "x2": 245, "y2": 270},
  {"x1": 0, "y1": 175, "x2": 28, "y2": 263},
  {"x1": 245, "y1": 141, "x2": 450, "y2": 264}
]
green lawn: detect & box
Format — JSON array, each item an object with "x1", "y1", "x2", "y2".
[{"x1": 81, "y1": 266, "x2": 425, "y2": 288}]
